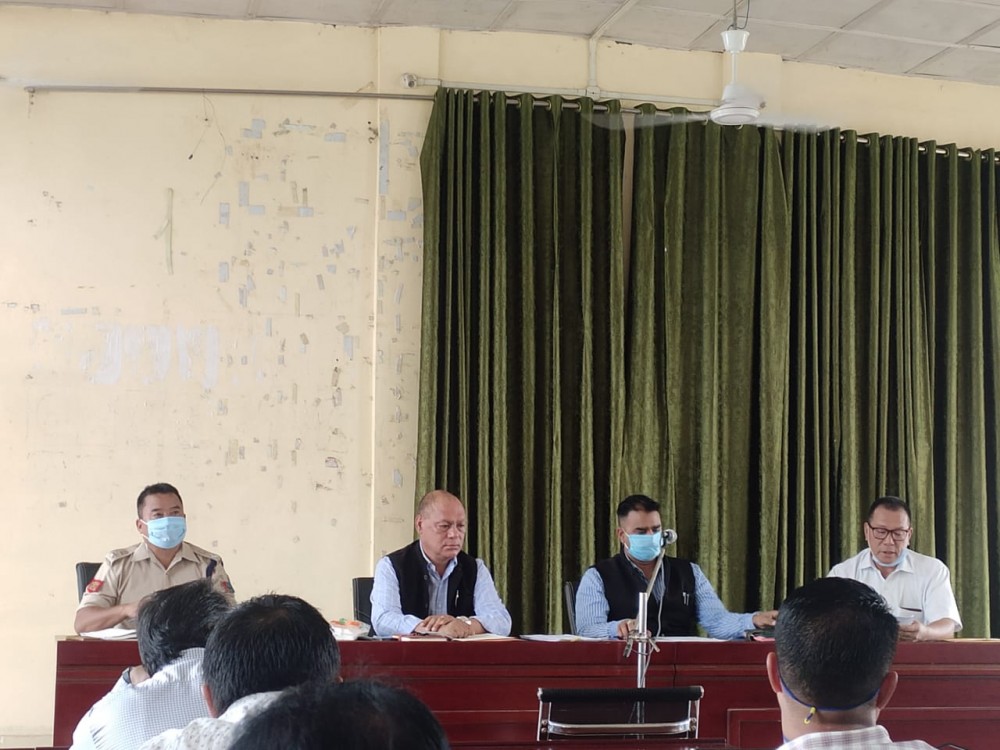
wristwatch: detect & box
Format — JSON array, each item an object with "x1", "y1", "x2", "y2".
[{"x1": 457, "y1": 616, "x2": 473, "y2": 626}]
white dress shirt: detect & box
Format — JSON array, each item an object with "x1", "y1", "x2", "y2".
[
  {"x1": 828, "y1": 549, "x2": 962, "y2": 629},
  {"x1": 370, "y1": 547, "x2": 512, "y2": 637},
  {"x1": 71, "y1": 648, "x2": 210, "y2": 750},
  {"x1": 138, "y1": 691, "x2": 281, "y2": 750}
]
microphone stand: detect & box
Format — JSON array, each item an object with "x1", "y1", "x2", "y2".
[{"x1": 623, "y1": 546, "x2": 663, "y2": 688}]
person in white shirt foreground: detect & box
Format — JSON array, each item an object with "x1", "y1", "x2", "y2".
[
  {"x1": 139, "y1": 593, "x2": 340, "y2": 750},
  {"x1": 767, "y1": 576, "x2": 935, "y2": 749},
  {"x1": 71, "y1": 579, "x2": 231, "y2": 750}
]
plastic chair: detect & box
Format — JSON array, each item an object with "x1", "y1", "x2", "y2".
[
  {"x1": 352, "y1": 576, "x2": 374, "y2": 626},
  {"x1": 75, "y1": 562, "x2": 102, "y2": 601}
]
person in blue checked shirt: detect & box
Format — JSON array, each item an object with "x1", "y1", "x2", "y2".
[
  {"x1": 370, "y1": 490, "x2": 512, "y2": 639},
  {"x1": 71, "y1": 579, "x2": 231, "y2": 750},
  {"x1": 575, "y1": 494, "x2": 777, "y2": 639}
]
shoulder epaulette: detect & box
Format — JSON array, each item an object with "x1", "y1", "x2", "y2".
[
  {"x1": 107, "y1": 545, "x2": 139, "y2": 562},
  {"x1": 188, "y1": 543, "x2": 224, "y2": 563}
]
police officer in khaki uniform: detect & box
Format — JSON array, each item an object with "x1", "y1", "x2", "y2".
[{"x1": 74, "y1": 482, "x2": 236, "y2": 634}]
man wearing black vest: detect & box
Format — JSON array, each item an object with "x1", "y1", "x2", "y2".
[
  {"x1": 370, "y1": 490, "x2": 512, "y2": 638},
  {"x1": 575, "y1": 495, "x2": 777, "y2": 639}
]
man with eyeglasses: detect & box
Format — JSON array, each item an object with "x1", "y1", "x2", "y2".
[
  {"x1": 828, "y1": 496, "x2": 961, "y2": 641},
  {"x1": 370, "y1": 490, "x2": 512, "y2": 638}
]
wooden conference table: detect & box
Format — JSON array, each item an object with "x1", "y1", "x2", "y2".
[{"x1": 53, "y1": 637, "x2": 1000, "y2": 748}]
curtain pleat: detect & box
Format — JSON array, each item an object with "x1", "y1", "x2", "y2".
[{"x1": 417, "y1": 90, "x2": 626, "y2": 633}]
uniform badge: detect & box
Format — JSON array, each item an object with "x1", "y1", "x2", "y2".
[
  {"x1": 85, "y1": 578, "x2": 104, "y2": 593},
  {"x1": 219, "y1": 579, "x2": 235, "y2": 595}
]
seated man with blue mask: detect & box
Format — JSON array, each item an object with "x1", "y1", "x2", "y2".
[
  {"x1": 575, "y1": 494, "x2": 776, "y2": 639},
  {"x1": 74, "y1": 482, "x2": 236, "y2": 634}
]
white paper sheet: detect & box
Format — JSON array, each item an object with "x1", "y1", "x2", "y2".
[{"x1": 80, "y1": 628, "x2": 137, "y2": 640}]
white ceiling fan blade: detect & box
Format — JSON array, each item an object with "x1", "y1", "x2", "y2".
[
  {"x1": 753, "y1": 113, "x2": 833, "y2": 133},
  {"x1": 583, "y1": 108, "x2": 710, "y2": 131},
  {"x1": 633, "y1": 109, "x2": 711, "y2": 128}
]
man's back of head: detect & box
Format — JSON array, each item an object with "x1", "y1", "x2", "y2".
[
  {"x1": 202, "y1": 594, "x2": 340, "y2": 716},
  {"x1": 769, "y1": 576, "x2": 898, "y2": 738},
  {"x1": 229, "y1": 679, "x2": 449, "y2": 750},
  {"x1": 137, "y1": 579, "x2": 231, "y2": 675}
]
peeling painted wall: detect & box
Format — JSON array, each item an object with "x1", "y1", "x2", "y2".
[{"x1": 0, "y1": 10, "x2": 429, "y2": 739}]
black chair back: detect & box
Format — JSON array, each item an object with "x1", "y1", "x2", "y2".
[
  {"x1": 75, "y1": 561, "x2": 102, "y2": 601},
  {"x1": 352, "y1": 576, "x2": 374, "y2": 626}
]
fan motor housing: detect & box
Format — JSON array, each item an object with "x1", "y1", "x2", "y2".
[{"x1": 710, "y1": 103, "x2": 760, "y2": 126}]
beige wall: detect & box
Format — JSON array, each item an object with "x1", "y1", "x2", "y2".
[{"x1": 1, "y1": 6, "x2": 998, "y2": 740}]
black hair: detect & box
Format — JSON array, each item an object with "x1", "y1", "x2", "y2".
[
  {"x1": 616, "y1": 494, "x2": 660, "y2": 521},
  {"x1": 137, "y1": 482, "x2": 183, "y2": 517},
  {"x1": 229, "y1": 680, "x2": 450, "y2": 750},
  {"x1": 775, "y1": 577, "x2": 898, "y2": 709},
  {"x1": 202, "y1": 594, "x2": 341, "y2": 714},
  {"x1": 866, "y1": 495, "x2": 911, "y2": 524},
  {"x1": 136, "y1": 579, "x2": 231, "y2": 676}
]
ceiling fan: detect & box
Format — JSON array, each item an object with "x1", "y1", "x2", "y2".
[
  {"x1": 588, "y1": 2, "x2": 825, "y2": 132},
  {"x1": 707, "y1": 27, "x2": 763, "y2": 126},
  {"x1": 623, "y1": 25, "x2": 813, "y2": 130}
]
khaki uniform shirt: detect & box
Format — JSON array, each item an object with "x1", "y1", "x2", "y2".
[{"x1": 77, "y1": 541, "x2": 236, "y2": 626}]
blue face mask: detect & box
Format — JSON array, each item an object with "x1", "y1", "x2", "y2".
[
  {"x1": 143, "y1": 516, "x2": 187, "y2": 550},
  {"x1": 625, "y1": 533, "x2": 662, "y2": 562},
  {"x1": 873, "y1": 546, "x2": 908, "y2": 568}
]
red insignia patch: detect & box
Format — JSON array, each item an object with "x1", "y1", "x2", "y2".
[
  {"x1": 219, "y1": 580, "x2": 234, "y2": 595},
  {"x1": 85, "y1": 578, "x2": 104, "y2": 593}
]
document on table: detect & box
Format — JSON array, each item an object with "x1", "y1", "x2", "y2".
[
  {"x1": 80, "y1": 628, "x2": 137, "y2": 640},
  {"x1": 396, "y1": 631, "x2": 516, "y2": 641},
  {"x1": 654, "y1": 636, "x2": 725, "y2": 642},
  {"x1": 520, "y1": 634, "x2": 606, "y2": 642}
]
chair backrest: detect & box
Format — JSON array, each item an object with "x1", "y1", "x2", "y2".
[
  {"x1": 352, "y1": 576, "x2": 374, "y2": 626},
  {"x1": 75, "y1": 562, "x2": 102, "y2": 601},
  {"x1": 537, "y1": 686, "x2": 703, "y2": 740},
  {"x1": 564, "y1": 580, "x2": 579, "y2": 635}
]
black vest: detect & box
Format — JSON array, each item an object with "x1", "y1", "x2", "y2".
[
  {"x1": 388, "y1": 540, "x2": 478, "y2": 619},
  {"x1": 593, "y1": 552, "x2": 697, "y2": 637}
]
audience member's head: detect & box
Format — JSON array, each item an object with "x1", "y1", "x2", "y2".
[
  {"x1": 202, "y1": 594, "x2": 340, "y2": 716},
  {"x1": 137, "y1": 579, "x2": 230, "y2": 675},
  {"x1": 229, "y1": 679, "x2": 449, "y2": 750},
  {"x1": 767, "y1": 577, "x2": 899, "y2": 739}
]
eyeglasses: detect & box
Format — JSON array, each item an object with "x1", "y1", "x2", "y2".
[{"x1": 866, "y1": 523, "x2": 910, "y2": 542}]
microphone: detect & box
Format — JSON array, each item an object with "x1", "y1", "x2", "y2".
[{"x1": 661, "y1": 529, "x2": 678, "y2": 546}]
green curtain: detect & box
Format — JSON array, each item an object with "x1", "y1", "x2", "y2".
[
  {"x1": 626, "y1": 125, "x2": 1000, "y2": 634},
  {"x1": 418, "y1": 87, "x2": 1000, "y2": 635},
  {"x1": 622, "y1": 110, "x2": 790, "y2": 613},
  {"x1": 417, "y1": 89, "x2": 626, "y2": 633}
]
